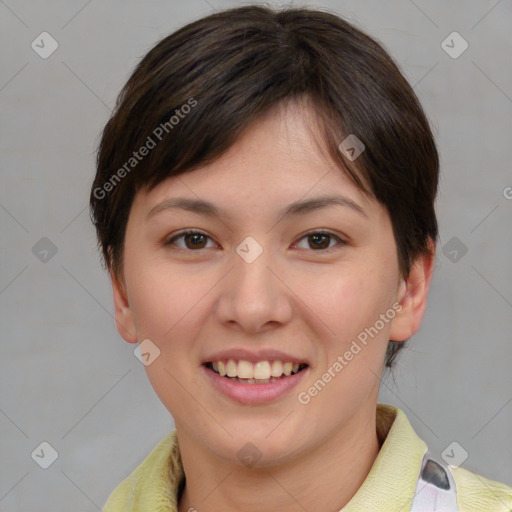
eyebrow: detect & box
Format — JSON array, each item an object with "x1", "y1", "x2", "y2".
[{"x1": 146, "y1": 194, "x2": 368, "y2": 221}]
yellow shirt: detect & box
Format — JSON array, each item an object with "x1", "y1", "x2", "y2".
[{"x1": 102, "y1": 403, "x2": 512, "y2": 511}]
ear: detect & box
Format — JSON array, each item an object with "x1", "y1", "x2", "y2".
[
  {"x1": 110, "y1": 268, "x2": 138, "y2": 344},
  {"x1": 389, "y1": 238, "x2": 436, "y2": 342}
]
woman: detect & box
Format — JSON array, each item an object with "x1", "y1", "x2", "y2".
[{"x1": 90, "y1": 5, "x2": 512, "y2": 511}]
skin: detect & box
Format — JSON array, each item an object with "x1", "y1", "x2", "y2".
[{"x1": 111, "y1": 99, "x2": 435, "y2": 512}]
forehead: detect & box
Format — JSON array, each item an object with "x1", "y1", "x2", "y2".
[{"x1": 134, "y1": 101, "x2": 377, "y2": 221}]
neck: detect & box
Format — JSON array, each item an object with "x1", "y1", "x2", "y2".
[{"x1": 177, "y1": 406, "x2": 380, "y2": 512}]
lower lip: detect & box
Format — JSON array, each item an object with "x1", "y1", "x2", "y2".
[{"x1": 202, "y1": 364, "x2": 309, "y2": 405}]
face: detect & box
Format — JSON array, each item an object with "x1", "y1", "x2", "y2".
[{"x1": 112, "y1": 100, "x2": 433, "y2": 467}]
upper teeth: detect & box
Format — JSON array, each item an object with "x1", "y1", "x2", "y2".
[{"x1": 211, "y1": 360, "x2": 304, "y2": 380}]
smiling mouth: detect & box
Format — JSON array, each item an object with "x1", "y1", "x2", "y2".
[{"x1": 204, "y1": 362, "x2": 308, "y2": 384}]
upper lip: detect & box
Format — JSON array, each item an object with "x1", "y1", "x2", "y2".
[{"x1": 202, "y1": 348, "x2": 309, "y2": 365}]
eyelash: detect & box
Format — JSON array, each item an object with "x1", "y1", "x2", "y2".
[{"x1": 164, "y1": 229, "x2": 346, "y2": 254}]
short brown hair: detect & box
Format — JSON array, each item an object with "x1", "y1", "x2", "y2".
[{"x1": 90, "y1": 4, "x2": 439, "y2": 368}]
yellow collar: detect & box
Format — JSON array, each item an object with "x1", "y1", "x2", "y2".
[
  {"x1": 103, "y1": 403, "x2": 428, "y2": 511},
  {"x1": 342, "y1": 403, "x2": 427, "y2": 511}
]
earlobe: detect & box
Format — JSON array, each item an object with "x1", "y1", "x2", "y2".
[
  {"x1": 110, "y1": 269, "x2": 138, "y2": 344},
  {"x1": 389, "y1": 239, "x2": 436, "y2": 342}
]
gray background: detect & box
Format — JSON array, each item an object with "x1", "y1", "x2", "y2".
[{"x1": 1, "y1": 0, "x2": 511, "y2": 510}]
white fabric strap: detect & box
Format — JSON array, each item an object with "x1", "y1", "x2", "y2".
[{"x1": 409, "y1": 451, "x2": 460, "y2": 511}]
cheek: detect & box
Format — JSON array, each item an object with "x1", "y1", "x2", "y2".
[
  {"x1": 125, "y1": 261, "x2": 209, "y2": 409},
  {"x1": 307, "y1": 266, "x2": 393, "y2": 341},
  {"x1": 124, "y1": 253, "x2": 200, "y2": 342}
]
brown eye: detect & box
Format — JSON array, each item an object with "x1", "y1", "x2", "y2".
[
  {"x1": 165, "y1": 230, "x2": 215, "y2": 250},
  {"x1": 164, "y1": 229, "x2": 345, "y2": 253},
  {"x1": 294, "y1": 231, "x2": 345, "y2": 252},
  {"x1": 308, "y1": 233, "x2": 331, "y2": 250}
]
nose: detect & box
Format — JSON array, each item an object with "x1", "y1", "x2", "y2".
[{"x1": 215, "y1": 240, "x2": 293, "y2": 334}]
